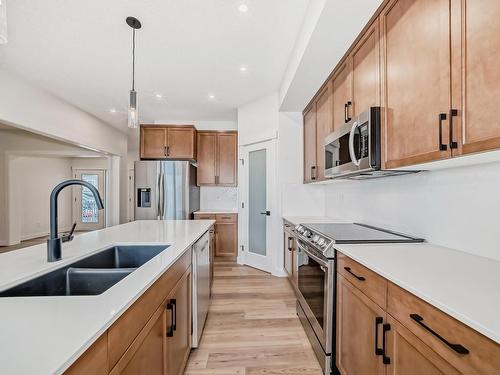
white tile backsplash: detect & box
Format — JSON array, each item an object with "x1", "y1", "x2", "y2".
[{"x1": 200, "y1": 186, "x2": 238, "y2": 211}]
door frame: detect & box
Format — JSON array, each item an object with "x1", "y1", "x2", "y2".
[
  {"x1": 239, "y1": 139, "x2": 277, "y2": 273},
  {"x1": 72, "y1": 168, "x2": 107, "y2": 231}
]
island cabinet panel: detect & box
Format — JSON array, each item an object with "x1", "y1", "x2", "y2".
[
  {"x1": 197, "y1": 131, "x2": 237, "y2": 187},
  {"x1": 451, "y1": 0, "x2": 500, "y2": 157},
  {"x1": 380, "y1": 0, "x2": 452, "y2": 169},
  {"x1": 336, "y1": 274, "x2": 386, "y2": 375},
  {"x1": 64, "y1": 334, "x2": 109, "y2": 375},
  {"x1": 315, "y1": 82, "x2": 333, "y2": 181},
  {"x1": 351, "y1": 21, "x2": 380, "y2": 117},
  {"x1": 165, "y1": 269, "x2": 192, "y2": 375},
  {"x1": 109, "y1": 307, "x2": 166, "y2": 375},
  {"x1": 140, "y1": 125, "x2": 196, "y2": 160},
  {"x1": 303, "y1": 105, "x2": 317, "y2": 183},
  {"x1": 108, "y1": 250, "x2": 191, "y2": 369}
]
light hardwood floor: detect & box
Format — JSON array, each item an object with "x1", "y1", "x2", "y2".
[{"x1": 184, "y1": 258, "x2": 323, "y2": 375}]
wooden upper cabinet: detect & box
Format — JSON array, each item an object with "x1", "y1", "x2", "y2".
[
  {"x1": 332, "y1": 62, "x2": 351, "y2": 131},
  {"x1": 336, "y1": 274, "x2": 385, "y2": 375},
  {"x1": 217, "y1": 132, "x2": 237, "y2": 186},
  {"x1": 315, "y1": 82, "x2": 333, "y2": 181},
  {"x1": 381, "y1": 0, "x2": 452, "y2": 169},
  {"x1": 196, "y1": 131, "x2": 237, "y2": 187},
  {"x1": 141, "y1": 127, "x2": 168, "y2": 159},
  {"x1": 303, "y1": 105, "x2": 317, "y2": 183},
  {"x1": 197, "y1": 132, "x2": 217, "y2": 186},
  {"x1": 351, "y1": 21, "x2": 380, "y2": 117},
  {"x1": 140, "y1": 125, "x2": 196, "y2": 160},
  {"x1": 167, "y1": 127, "x2": 196, "y2": 159},
  {"x1": 451, "y1": 0, "x2": 500, "y2": 157}
]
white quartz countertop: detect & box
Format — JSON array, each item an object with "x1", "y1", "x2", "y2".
[
  {"x1": 335, "y1": 243, "x2": 500, "y2": 344},
  {"x1": 283, "y1": 216, "x2": 500, "y2": 344},
  {"x1": 0, "y1": 220, "x2": 214, "y2": 375},
  {"x1": 194, "y1": 209, "x2": 238, "y2": 214}
]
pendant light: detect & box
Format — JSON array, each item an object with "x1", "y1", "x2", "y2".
[{"x1": 126, "y1": 16, "x2": 141, "y2": 128}]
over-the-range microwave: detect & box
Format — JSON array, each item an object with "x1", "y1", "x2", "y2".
[{"x1": 324, "y1": 107, "x2": 419, "y2": 180}]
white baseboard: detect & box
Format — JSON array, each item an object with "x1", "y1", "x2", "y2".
[{"x1": 271, "y1": 268, "x2": 288, "y2": 277}]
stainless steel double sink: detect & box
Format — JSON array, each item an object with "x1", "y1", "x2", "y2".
[{"x1": 0, "y1": 245, "x2": 168, "y2": 297}]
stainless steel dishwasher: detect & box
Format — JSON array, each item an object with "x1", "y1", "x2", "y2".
[{"x1": 192, "y1": 231, "x2": 210, "y2": 348}]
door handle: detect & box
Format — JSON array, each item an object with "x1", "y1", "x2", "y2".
[
  {"x1": 344, "y1": 266, "x2": 365, "y2": 281},
  {"x1": 438, "y1": 113, "x2": 448, "y2": 151},
  {"x1": 166, "y1": 299, "x2": 176, "y2": 337},
  {"x1": 382, "y1": 323, "x2": 391, "y2": 364},
  {"x1": 260, "y1": 211, "x2": 271, "y2": 216}
]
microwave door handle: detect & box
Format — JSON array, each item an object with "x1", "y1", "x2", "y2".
[{"x1": 348, "y1": 120, "x2": 360, "y2": 167}]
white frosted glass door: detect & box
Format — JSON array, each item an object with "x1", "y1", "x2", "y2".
[
  {"x1": 241, "y1": 139, "x2": 275, "y2": 273},
  {"x1": 248, "y1": 149, "x2": 267, "y2": 256}
]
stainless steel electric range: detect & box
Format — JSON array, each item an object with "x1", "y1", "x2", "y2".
[{"x1": 293, "y1": 223, "x2": 423, "y2": 375}]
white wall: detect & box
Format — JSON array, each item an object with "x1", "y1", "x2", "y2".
[
  {"x1": 10, "y1": 156, "x2": 73, "y2": 241},
  {"x1": 323, "y1": 162, "x2": 500, "y2": 261},
  {"x1": 237, "y1": 94, "x2": 279, "y2": 146}
]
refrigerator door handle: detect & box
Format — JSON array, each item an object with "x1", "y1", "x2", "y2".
[
  {"x1": 156, "y1": 170, "x2": 162, "y2": 219},
  {"x1": 160, "y1": 167, "x2": 166, "y2": 219}
]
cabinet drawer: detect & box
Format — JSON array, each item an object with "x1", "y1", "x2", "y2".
[
  {"x1": 194, "y1": 213, "x2": 216, "y2": 220},
  {"x1": 215, "y1": 213, "x2": 237, "y2": 222},
  {"x1": 337, "y1": 253, "x2": 387, "y2": 309},
  {"x1": 108, "y1": 250, "x2": 191, "y2": 369},
  {"x1": 387, "y1": 282, "x2": 500, "y2": 375}
]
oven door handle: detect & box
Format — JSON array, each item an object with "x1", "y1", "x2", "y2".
[
  {"x1": 348, "y1": 120, "x2": 360, "y2": 167},
  {"x1": 296, "y1": 240, "x2": 329, "y2": 267}
]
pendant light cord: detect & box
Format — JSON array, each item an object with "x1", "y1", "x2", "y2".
[{"x1": 132, "y1": 28, "x2": 136, "y2": 91}]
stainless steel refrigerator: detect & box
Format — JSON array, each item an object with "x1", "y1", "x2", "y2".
[{"x1": 134, "y1": 161, "x2": 200, "y2": 220}]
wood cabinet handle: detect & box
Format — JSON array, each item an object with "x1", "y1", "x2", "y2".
[
  {"x1": 311, "y1": 166, "x2": 317, "y2": 180},
  {"x1": 164, "y1": 146, "x2": 167, "y2": 157},
  {"x1": 375, "y1": 317, "x2": 383, "y2": 356},
  {"x1": 382, "y1": 323, "x2": 391, "y2": 364},
  {"x1": 344, "y1": 266, "x2": 365, "y2": 281},
  {"x1": 410, "y1": 314, "x2": 469, "y2": 354},
  {"x1": 166, "y1": 146, "x2": 170, "y2": 156},
  {"x1": 166, "y1": 298, "x2": 176, "y2": 337},
  {"x1": 438, "y1": 113, "x2": 448, "y2": 151},
  {"x1": 287, "y1": 237, "x2": 293, "y2": 251}
]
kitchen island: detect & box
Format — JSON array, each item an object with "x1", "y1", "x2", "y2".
[{"x1": 0, "y1": 220, "x2": 214, "y2": 375}]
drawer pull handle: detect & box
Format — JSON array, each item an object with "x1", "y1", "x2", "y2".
[
  {"x1": 344, "y1": 266, "x2": 366, "y2": 281},
  {"x1": 375, "y1": 317, "x2": 383, "y2": 356},
  {"x1": 382, "y1": 323, "x2": 391, "y2": 364},
  {"x1": 166, "y1": 298, "x2": 177, "y2": 337},
  {"x1": 409, "y1": 314, "x2": 469, "y2": 355}
]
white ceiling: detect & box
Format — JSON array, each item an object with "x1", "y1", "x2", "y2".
[{"x1": 0, "y1": 0, "x2": 310, "y2": 130}]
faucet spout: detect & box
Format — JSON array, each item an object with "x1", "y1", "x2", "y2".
[{"x1": 47, "y1": 179, "x2": 104, "y2": 262}]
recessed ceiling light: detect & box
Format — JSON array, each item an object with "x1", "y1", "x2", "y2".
[
  {"x1": 238, "y1": 4, "x2": 248, "y2": 13},
  {"x1": 208, "y1": 94, "x2": 215, "y2": 99},
  {"x1": 239, "y1": 66, "x2": 248, "y2": 72},
  {"x1": 155, "y1": 93, "x2": 163, "y2": 99},
  {"x1": 109, "y1": 108, "x2": 117, "y2": 113}
]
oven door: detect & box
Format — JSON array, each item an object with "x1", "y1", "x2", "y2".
[{"x1": 296, "y1": 239, "x2": 334, "y2": 354}]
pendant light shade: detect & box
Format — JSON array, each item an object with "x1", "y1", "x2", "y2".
[
  {"x1": 0, "y1": 0, "x2": 7, "y2": 45},
  {"x1": 126, "y1": 17, "x2": 141, "y2": 128},
  {"x1": 128, "y1": 90, "x2": 138, "y2": 128}
]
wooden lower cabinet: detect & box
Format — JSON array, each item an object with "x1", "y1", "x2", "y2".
[
  {"x1": 283, "y1": 221, "x2": 298, "y2": 287},
  {"x1": 165, "y1": 270, "x2": 191, "y2": 375},
  {"x1": 336, "y1": 274, "x2": 386, "y2": 375},
  {"x1": 385, "y1": 314, "x2": 461, "y2": 375},
  {"x1": 194, "y1": 213, "x2": 238, "y2": 257},
  {"x1": 64, "y1": 251, "x2": 194, "y2": 375},
  {"x1": 336, "y1": 253, "x2": 500, "y2": 375}
]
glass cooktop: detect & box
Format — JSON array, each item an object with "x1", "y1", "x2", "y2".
[{"x1": 302, "y1": 223, "x2": 424, "y2": 244}]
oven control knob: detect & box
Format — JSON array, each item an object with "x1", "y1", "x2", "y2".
[
  {"x1": 312, "y1": 234, "x2": 320, "y2": 243},
  {"x1": 317, "y1": 238, "x2": 325, "y2": 247},
  {"x1": 304, "y1": 230, "x2": 312, "y2": 238}
]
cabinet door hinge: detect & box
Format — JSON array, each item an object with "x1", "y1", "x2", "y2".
[
  {"x1": 241, "y1": 202, "x2": 244, "y2": 208},
  {"x1": 240, "y1": 245, "x2": 244, "y2": 252},
  {"x1": 240, "y1": 158, "x2": 245, "y2": 166}
]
